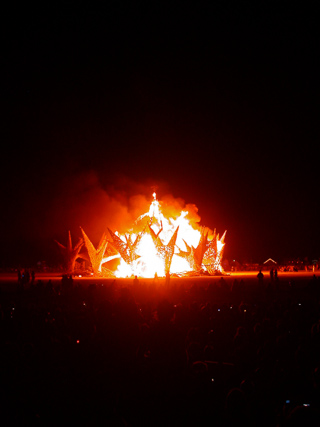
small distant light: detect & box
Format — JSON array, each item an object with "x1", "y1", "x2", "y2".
[
  {"x1": 230, "y1": 306, "x2": 232, "y2": 309},
  {"x1": 286, "y1": 400, "x2": 290, "y2": 404},
  {"x1": 298, "y1": 303, "x2": 301, "y2": 306},
  {"x1": 12, "y1": 308, "x2": 15, "y2": 311},
  {"x1": 211, "y1": 378, "x2": 215, "y2": 382},
  {"x1": 79, "y1": 275, "x2": 82, "y2": 278},
  {"x1": 303, "y1": 403, "x2": 310, "y2": 407},
  {"x1": 76, "y1": 340, "x2": 80, "y2": 344},
  {"x1": 218, "y1": 309, "x2": 220, "y2": 312},
  {"x1": 244, "y1": 309, "x2": 247, "y2": 313}
]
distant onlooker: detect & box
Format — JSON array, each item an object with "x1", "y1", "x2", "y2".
[
  {"x1": 257, "y1": 270, "x2": 264, "y2": 285},
  {"x1": 270, "y1": 268, "x2": 274, "y2": 281}
]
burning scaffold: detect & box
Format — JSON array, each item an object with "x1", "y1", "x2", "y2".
[{"x1": 56, "y1": 193, "x2": 227, "y2": 278}]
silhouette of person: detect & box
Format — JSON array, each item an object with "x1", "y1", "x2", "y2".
[
  {"x1": 270, "y1": 268, "x2": 274, "y2": 281},
  {"x1": 153, "y1": 272, "x2": 159, "y2": 286},
  {"x1": 257, "y1": 270, "x2": 264, "y2": 285}
]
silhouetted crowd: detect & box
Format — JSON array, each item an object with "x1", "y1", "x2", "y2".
[{"x1": 0, "y1": 273, "x2": 320, "y2": 425}]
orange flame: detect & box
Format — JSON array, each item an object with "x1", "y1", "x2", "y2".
[{"x1": 110, "y1": 194, "x2": 226, "y2": 278}]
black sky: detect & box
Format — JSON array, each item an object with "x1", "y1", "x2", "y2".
[{"x1": 1, "y1": 2, "x2": 319, "y2": 266}]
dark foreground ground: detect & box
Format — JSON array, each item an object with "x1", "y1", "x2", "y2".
[{"x1": 0, "y1": 271, "x2": 320, "y2": 426}]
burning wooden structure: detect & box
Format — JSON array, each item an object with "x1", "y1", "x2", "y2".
[{"x1": 56, "y1": 193, "x2": 227, "y2": 278}]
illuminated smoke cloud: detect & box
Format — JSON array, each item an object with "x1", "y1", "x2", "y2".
[{"x1": 50, "y1": 172, "x2": 226, "y2": 277}]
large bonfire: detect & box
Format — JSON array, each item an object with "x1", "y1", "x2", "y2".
[{"x1": 56, "y1": 193, "x2": 227, "y2": 278}]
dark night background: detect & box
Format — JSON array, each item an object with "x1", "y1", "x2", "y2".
[{"x1": 0, "y1": 2, "x2": 319, "y2": 266}]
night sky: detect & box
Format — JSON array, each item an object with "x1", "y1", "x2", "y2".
[{"x1": 1, "y1": 3, "x2": 319, "y2": 266}]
